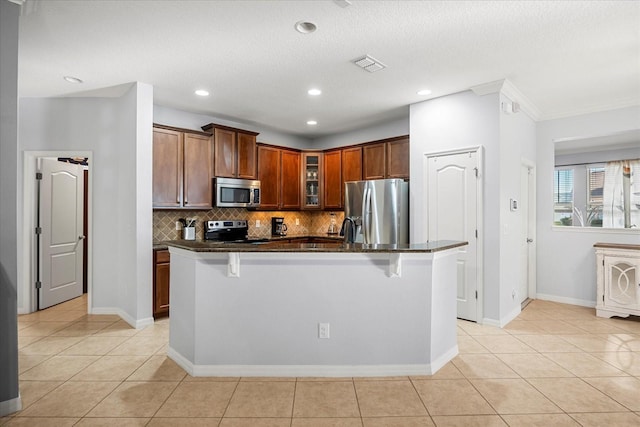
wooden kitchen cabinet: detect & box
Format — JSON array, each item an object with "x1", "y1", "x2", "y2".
[
  {"x1": 257, "y1": 144, "x2": 300, "y2": 210},
  {"x1": 323, "y1": 149, "x2": 342, "y2": 209},
  {"x1": 386, "y1": 136, "x2": 410, "y2": 179},
  {"x1": 153, "y1": 124, "x2": 213, "y2": 209},
  {"x1": 362, "y1": 136, "x2": 410, "y2": 180},
  {"x1": 281, "y1": 149, "x2": 301, "y2": 209},
  {"x1": 301, "y1": 152, "x2": 323, "y2": 209},
  {"x1": 201, "y1": 123, "x2": 258, "y2": 179},
  {"x1": 257, "y1": 145, "x2": 280, "y2": 209},
  {"x1": 363, "y1": 142, "x2": 387, "y2": 180},
  {"x1": 342, "y1": 146, "x2": 363, "y2": 183},
  {"x1": 153, "y1": 249, "x2": 170, "y2": 318}
]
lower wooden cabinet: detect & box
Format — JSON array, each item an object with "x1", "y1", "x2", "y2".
[{"x1": 153, "y1": 249, "x2": 170, "y2": 318}]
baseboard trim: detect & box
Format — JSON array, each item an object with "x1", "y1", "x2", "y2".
[
  {"x1": 90, "y1": 307, "x2": 154, "y2": 329},
  {"x1": 500, "y1": 305, "x2": 522, "y2": 327},
  {"x1": 167, "y1": 346, "x2": 456, "y2": 378},
  {"x1": 0, "y1": 395, "x2": 22, "y2": 417},
  {"x1": 536, "y1": 293, "x2": 596, "y2": 308},
  {"x1": 482, "y1": 318, "x2": 501, "y2": 327}
]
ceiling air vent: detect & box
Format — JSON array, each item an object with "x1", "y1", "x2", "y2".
[{"x1": 353, "y1": 55, "x2": 386, "y2": 73}]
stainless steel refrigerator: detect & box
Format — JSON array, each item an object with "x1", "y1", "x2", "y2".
[{"x1": 341, "y1": 179, "x2": 409, "y2": 244}]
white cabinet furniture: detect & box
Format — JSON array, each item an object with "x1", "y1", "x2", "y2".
[{"x1": 595, "y1": 243, "x2": 640, "y2": 318}]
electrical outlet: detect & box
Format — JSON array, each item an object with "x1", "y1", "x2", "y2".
[
  {"x1": 256, "y1": 220, "x2": 261, "y2": 227},
  {"x1": 175, "y1": 221, "x2": 181, "y2": 230},
  {"x1": 295, "y1": 218, "x2": 300, "y2": 225},
  {"x1": 318, "y1": 323, "x2": 330, "y2": 339}
]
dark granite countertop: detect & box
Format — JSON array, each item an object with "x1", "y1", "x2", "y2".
[
  {"x1": 154, "y1": 234, "x2": 343, "y2": 251},
  {"x1": 161, "y1": 239, "x2": 467, "y2": 253}
]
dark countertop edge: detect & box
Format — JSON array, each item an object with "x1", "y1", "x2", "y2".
[
  {"x1": 161, "y1": 240, "x2": 468, "y2": 254},
  {"x1": 593, "y1": 242, "x2": 640, "y2": 250},
  {"x1": 154, "y1": 234, "x2": 342, "y2": 250}
]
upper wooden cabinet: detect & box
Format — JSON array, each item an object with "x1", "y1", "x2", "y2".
[
  {"x1": 386, "y1": 136, "x2": 410, "y2": 179},
  {"x1": 256, "y1": 145, "x2": 280, "y2": 210},
  {"x1": 323, "y1": 150, "x2": 342, "y2": 210},
  {"x1": 301, "y1": 152, "x2": 323, "y2": 210},
  {"x1": 363, "y1": 142, "x2": 386, "y2": 180},
  {"x1": 362, "y1": 136, "x2": 409, "y2": 180},
  {"x1": 281, "y1": 149, "x2": 301, "y2": 209},
  {"x1": 153, "y1": 125, "x2": 212, "y2": 209},
  {"x1": 201, "y1": 123, "x2": 258, "y2": 179},
  {"x1": 342, "y1": 146, "x2": 363, "y2": 183},
  {"x1": 257, "y1": 144, "x2": 301, "y2": 210}
]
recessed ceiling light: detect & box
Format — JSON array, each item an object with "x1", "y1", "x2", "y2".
[
  {"x1": 308, "y1": 88, "x2": 322, "y2": 96},
  {"x1": 295, "y1": 21, "x2": 317, "y2": 34},
  {"x1": 417, "y1": 89, "x2": 432, "y2": 96},
  {"x1": 63, "y1": 76, "x2": 83, "y2": 84},
  {"x1": 307, "y1": 120, "x2": 318, "y2": 126},
  {"x1": 195, "y1": 90, "x2": 210, "y2": 97}
]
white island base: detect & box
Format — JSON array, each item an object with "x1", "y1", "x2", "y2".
[{"x1": 167, "y1": 248, "x2": 460, "y2": 377}]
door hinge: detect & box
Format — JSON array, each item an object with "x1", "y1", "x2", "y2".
[
  {"x1": 35, "y1": 281, "x2": 41, "y2": 289},
  {"x1": 35, "y1": 227, "x2": 42, "y2": 235},
  {"x1": 602, "y1": 260, "x2": 605, "y2": 266},
  {"x1": 475, "y1": 290, "x2": 478, "y2": 299},
  {"x1": 475, "y1": 230, "x2": 478, "y2": 238},
  {"x1": 603, "y1": 294, "x2": 605, "y2": 302},
  {"x1": 474, "y1": 167, "x2": 478, "y2": 178},
  {"x1": 36, "y1": 172, "x2": 42, "y2": 180}
]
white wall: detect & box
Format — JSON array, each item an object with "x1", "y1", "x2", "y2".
[
  {"x1": 498, "y1": 93, "x2": 537, "y2": 322},
  {"x1": 410, "y1": 90, "x2": 502, "y2": 322},
  {"x1": 312, "y1": 115, "x2": 409, "y2": 150},
  {"x1": 154, "y1": 104, "x2": 311, "y2": 149},
  {"x1": 409, "y1": 89, "x2": 537, "y2": 325},
  {"x1": 0, "y1": 0, "x2": 21, "y2": 414},
  {"x1": 18, "y1": 83, "x2": 154, "y2": 326},
  {"x1": 536, "y1": 106, "x2": 640, "y2": 306}
]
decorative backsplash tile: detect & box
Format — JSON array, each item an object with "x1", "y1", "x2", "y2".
[{"x1": 153, "y1": 208, "x2": 345, "y2": 242}]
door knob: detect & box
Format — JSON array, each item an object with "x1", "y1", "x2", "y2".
[
  {"x1": 78, "y1": 235, "x2": 86, "y2": 240},
  {"x1": 526, "y1": 238, "x2": 533, "y2": 243}
]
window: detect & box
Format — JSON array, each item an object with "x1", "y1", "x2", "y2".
[
  {"x1": 554, "y1": 168, "x2": 574, "y2": 226},
  {"x1": 554, "y1": 160, "x2": 639, "y2": 228},
  {"x1": 586, "y1": 166, "x2": 604, "y2": 226}
]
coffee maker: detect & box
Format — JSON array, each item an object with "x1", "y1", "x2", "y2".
[{"x1": 271, "y1": 217, "x2": 287, "y2": 236}]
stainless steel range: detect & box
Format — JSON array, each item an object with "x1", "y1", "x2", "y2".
[{"x1": 204, "y1": 220, "x2": 268, "y2": 243}]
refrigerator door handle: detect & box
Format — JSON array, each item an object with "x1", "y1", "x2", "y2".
[{"x1": 362, "y1": 186, "x2": 371, "y2": 244}]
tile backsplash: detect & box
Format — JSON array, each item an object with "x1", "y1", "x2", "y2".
[{"x1": 153, "y1": 208, "x2": 344, "y2": 242}]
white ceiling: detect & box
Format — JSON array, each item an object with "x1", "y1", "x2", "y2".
[{"x1": 16, "y1": 0, "x2": 640, "y2": 137}]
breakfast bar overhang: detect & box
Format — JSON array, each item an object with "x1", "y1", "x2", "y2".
[{"x1": 165, "y1": 240, "x2": 467, "y2": 378}]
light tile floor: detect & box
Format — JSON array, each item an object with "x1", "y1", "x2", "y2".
[{"x1": 4, "y1": 296, "x2": 640, "y2": 426}]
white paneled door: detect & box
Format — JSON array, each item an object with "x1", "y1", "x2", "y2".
[
  {"x1": 427, "y1": 150, "x2": 479, "y2": 322},
  {"x1": 38, "y1": 158, "x2": 84, "y2": 309},
  {"x1": 520, "y1": 163, "x2": 536, "y2": 304}
]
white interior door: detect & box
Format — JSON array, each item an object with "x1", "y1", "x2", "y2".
[
  {"x1": 38, "y1": 158, "x2": 84, "y2": 309},
  {"x1": 520, "y1": 163, "x2": 535, "y2": 304},
  {"x1": 427, "y1": 151, "x2": 479, "y2": 321}
]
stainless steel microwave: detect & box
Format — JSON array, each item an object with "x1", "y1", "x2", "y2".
[{"x1": 214, "y1": 177, "x2": 261, "y2": 208}]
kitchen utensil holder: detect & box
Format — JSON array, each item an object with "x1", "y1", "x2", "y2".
[{"x1": 183, "y1": 226, "x2": 195, "y2": 240}]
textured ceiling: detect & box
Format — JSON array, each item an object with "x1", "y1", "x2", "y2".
[{"x1": 16, "y1": 0, "x2": 640, "y2": 137}]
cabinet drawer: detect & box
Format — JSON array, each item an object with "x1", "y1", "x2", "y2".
[{"x1": 156, "y1": 250, "x2": 170, "y2": 263}]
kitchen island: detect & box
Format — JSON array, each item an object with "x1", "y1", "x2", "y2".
[{"x1": 166, "y1": 240, "x2": 467, "y2": 377}]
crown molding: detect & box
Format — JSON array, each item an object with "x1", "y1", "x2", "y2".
[{"x1": 470, "y1": 79, "x2": 541, "y2": 121}]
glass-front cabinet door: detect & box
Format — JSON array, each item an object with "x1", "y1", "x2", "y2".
[{"x1": 302, "y1": 152, "x2": 323, "y2": 209}]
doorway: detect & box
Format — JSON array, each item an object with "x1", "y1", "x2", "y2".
[
  {"x1": 426, "y1": 147, "x2": 483, "y2": 322},
  {"x1": 520, "y1": 160, "x2": 536, "y2": 305},
  {"x1": 21, "y1": 151, "x2": 92, "y2": 313}
]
